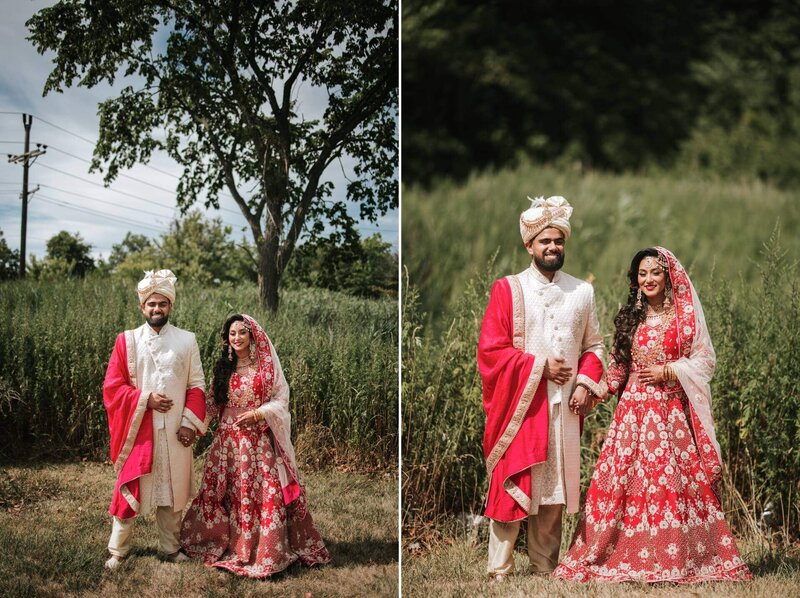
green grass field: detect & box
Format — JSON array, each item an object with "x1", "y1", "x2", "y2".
[
  {"x1": 401, "y1": 162, "x2": 800, "y2": 570},
  {"x1": 0, "y1": 461, "x2": 398, "y2": 597},
  {"x1": 0, "y1": 281, "x2": 398, "y2": 468}
]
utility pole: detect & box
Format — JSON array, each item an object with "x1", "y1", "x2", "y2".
[{"x1": 7, "y1": 114, "x2": 46, "y2": 278}]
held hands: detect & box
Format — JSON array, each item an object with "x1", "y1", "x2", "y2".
[
  {"x1": 177, "y1": 425, "x2": 196, "y2": 447},
  {"x1": 568, "y1": 385, "x2": 593, "y2": 416},
  {"x1": 543, "y1": 356, "x2": 572, "y2": 385},
  {"x1": 147, "y1": 392, "x2": 173, "y2": 413}
]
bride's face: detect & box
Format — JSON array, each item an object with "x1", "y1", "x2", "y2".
[
  {"x1": 637, "y1": 256, "x2": 667, "y2": 305},
  {"x1": 229, "y1": 321, "x2": 252, "y2": 356}
]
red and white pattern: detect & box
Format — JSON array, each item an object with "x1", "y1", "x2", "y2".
[
  {"x1": 180, "y1": 370, "x2": 330, "y2": 578},
  {"x1": 553, "y1": 318, "x2": 752, "y2": 583}
]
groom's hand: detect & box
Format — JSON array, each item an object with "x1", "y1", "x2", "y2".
[
  {"x1": 568, "y1": 385, "x2": 592, "y2": 416},
  {"x1": 543, "y1": 356, "x2": 572, "y2": 385}
]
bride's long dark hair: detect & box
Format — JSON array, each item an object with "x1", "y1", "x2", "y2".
[
  {"x1": 612, "y1": 248, "x2": 671, "y2": 368},
  {"x1": 211, "y1": 314, "x2": 251, "y2": 406}
]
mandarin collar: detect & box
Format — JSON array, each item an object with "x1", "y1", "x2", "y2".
[
  {"x1": 146, "y1": 321, "x2": 171, "y2": 336},
  {"x1": 529, "y1": 264, "x2": 561, "y2": 286}
]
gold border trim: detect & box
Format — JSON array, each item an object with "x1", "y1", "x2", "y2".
[
  {"x1": 485, "y1": 275, "x2": 545, "y2": 475},
  {"x1": 114, "y1": 392, "x2": 149, "y2": 474},
  {"x1": 576, "y1": 373, "x2": 605, "y2": 397},
  {"x1": 114, "y1": 330, "x2": 148, "y2": 475},
  {"x1": 120, "y1": 483, "x2": 140, "y2": 513},
  {"x1": 181, "y1": 408, "x2": 207, "y2": 435},
  {"x1": 503, "y1": 477, "x2": 532, "y2": 513}
]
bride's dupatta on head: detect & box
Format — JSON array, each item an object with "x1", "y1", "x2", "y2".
[
  {"x1": 242, "y1": 314, "x2": 303, "y2": 508},
  {"x1": 655, "y1": 247, "x2": 724, "y2": 494}
]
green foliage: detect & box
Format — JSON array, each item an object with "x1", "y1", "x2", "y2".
[
  {"x1": 107, "y1": 232, "x2": 152, "y2": 269},
  {"x1": 29, "y1": 230, "x2": 95, "y2": 278},
  {"x1": 0, "y1": 230, "x2": 19, "y2": 280},
  {"x1": 0, "y1": 279, "x2": 397, "y2": 467},
  {"x1": 402, "y1": 261, "x2": 494, "y2": 528},
  {"x1": 677, "y1": 2, "x2": 800, "y2": 187},
  {"x1": 402, "y1": 0, "x2": 713, "y2": 186},
  {"x1": 27, "y1": 0, "x2": 398, "y2": 310},
  {"x1": 111, "y1": 210, "x2": 253, "y2": 285},
  {"x1": 404, "y1": 162, "x2": 800, "y2": 328},
  {"x1": 402, "y1": 164, "x2": 800, "y2": 542},
  {"x1": 285, "y1": 233, "x2": 398, "y2": 298},
  {"x1": 403, "y1": 0, "x2": 800, "y2": 188}
]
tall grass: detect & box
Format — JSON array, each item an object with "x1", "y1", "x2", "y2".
[
  {"x1": 0, "y1": 279, "x2": 397, "y2": 467},
  {"x1": 402, "y1": 163, "x2": 800, "y2": 545},
  {"x1": 403, "y1": 163, "x2": 800, "y2": 327}
]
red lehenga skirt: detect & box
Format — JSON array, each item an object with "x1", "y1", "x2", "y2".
[
  {"x1": 553, "y1": 376, "x2": 752, "y2": 583},
  {"x1": 180, "y1": 409, "x2": 331, "y2": 578}
]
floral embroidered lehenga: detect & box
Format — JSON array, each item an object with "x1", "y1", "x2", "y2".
[
  {"x1": 180, "y1": 315, "x2": 330, "y2": 578},
  {"x1": 553, "y1": 248, "x2": 751, "y2": 584}
]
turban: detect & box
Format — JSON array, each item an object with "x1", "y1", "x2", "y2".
[
  {"x1": 519, "y1": 195, "x2": 573, "y2": 245},
  {"x1": 137, "y1": 269, "x2": 177, "y2": 304}
]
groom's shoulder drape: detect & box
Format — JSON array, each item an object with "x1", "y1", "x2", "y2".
[{"x1": 478, "y1": 276, "x2": 549, "y2": 521}]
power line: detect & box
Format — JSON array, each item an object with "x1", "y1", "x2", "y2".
[
  {"x1": 39, "y1": 184, "x2": 176, "y2": 219},
  {"x1": 35, "y1": 194, "x2": 168, "y2": 234},
  {"x1": 34, "y1": 160, "x2": 184, "y2": 210},
  {"x1": 47, "y1": 144, "x2": 184, "y2": 196},
  {"x1": 38, "y1": 149, "x2": 244, "y2": 218}
]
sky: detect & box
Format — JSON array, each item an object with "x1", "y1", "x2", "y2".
[{"x1": 0, "y1": 0, "x2": 398, "y2": 265}]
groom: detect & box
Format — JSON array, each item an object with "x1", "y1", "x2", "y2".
[
  {"x1": 102, "y1": 269, "x2": 207, "y2": 568},
  {"x1": 477, "y1": 196, "x2": 606, "y2": 580}
]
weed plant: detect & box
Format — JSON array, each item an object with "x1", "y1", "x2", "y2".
[{"x1": 0, "y1": 280, "x2": 397, "y2": 468}]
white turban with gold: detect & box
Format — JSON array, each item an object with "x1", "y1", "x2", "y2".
[
  {"x1": 519, "y1": 195, "x2": 573, "y2": 245},
  {"x1": 137, "y1": 269, "x2": 177, "y2": 304}
]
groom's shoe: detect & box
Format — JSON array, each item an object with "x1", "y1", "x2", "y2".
[{"x1": 104, "y1": 555, "x2": 124, "y2": 570}]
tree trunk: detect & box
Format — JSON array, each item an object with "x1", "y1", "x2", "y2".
[{"x1": 257, "y1": 237, "x2": 281, "y2": 312}]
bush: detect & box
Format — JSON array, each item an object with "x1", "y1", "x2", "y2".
[{"x1": 0, "y1": 279, "x2": 397, "y2": 468}]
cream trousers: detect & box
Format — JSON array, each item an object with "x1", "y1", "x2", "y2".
[
  {"x1": 487, "y1": 504, "x2": 563, "y2": 575},
  {"x1": 107, "y1": 506, "x2": 182, "y2": 557}
]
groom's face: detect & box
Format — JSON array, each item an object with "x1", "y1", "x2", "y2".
[
  {"x1": 140, "y1": 293, "x2": 172, "y2": 327},
  {"x1": 527, "y1": 227, "x2": 566, "y2": 272}
]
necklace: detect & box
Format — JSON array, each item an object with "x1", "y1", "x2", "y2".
[{"x1": 633, "y1": 303, "x2": 676, "y2": 367}]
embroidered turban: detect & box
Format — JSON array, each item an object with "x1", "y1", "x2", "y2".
[
  {"x1": 520, "y1": 195, "x2": 573, "y2": 245},
  {"x1": 137, "y1": 269, "x2": 177, "y2": 304}
]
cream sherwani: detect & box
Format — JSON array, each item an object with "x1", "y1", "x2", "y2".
[
  {"x1": 108, "y1": 322, "x2": 205, "y2": 557},
  {"x1": 487, "y1": 266, "x2": 604, "y2": 575}
]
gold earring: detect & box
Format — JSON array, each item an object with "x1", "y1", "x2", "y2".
[
  {"x1": 635, "y1": 288, "x2": 643, "y2": 309},
  {"x1": 227, "y1": 345, "x2": 233, "y2": 361}
]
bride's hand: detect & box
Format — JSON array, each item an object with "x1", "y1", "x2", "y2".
[
  {"x1": 638, "y1": 365, "x2": 665, "y2": 386},
  {"x1": 234, "y1": 410, "x2": 258, "y2": 428}
]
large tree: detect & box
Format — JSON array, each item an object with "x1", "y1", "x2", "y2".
[{"x1": 28, "y1": 0, "x2": 398, "y2": 310}]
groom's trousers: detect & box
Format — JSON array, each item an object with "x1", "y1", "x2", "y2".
[{"x1": 487, "y1": 504, "x2": 563, "y2": 575}]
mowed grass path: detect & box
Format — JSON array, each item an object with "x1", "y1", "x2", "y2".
[
  {"x1": 402, "y1": 532, "x2": 800, "y2": 598},
  {"x1": 0, "y1": 462, "x2": 398, "y2": 597}
]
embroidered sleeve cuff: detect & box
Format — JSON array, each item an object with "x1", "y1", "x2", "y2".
[
  {"x1": 576, "y1": 374, "x2": 604, "y2": 397},
  {"x1": 181, "y1": 408, "x2": 207, "y2": 435}
]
